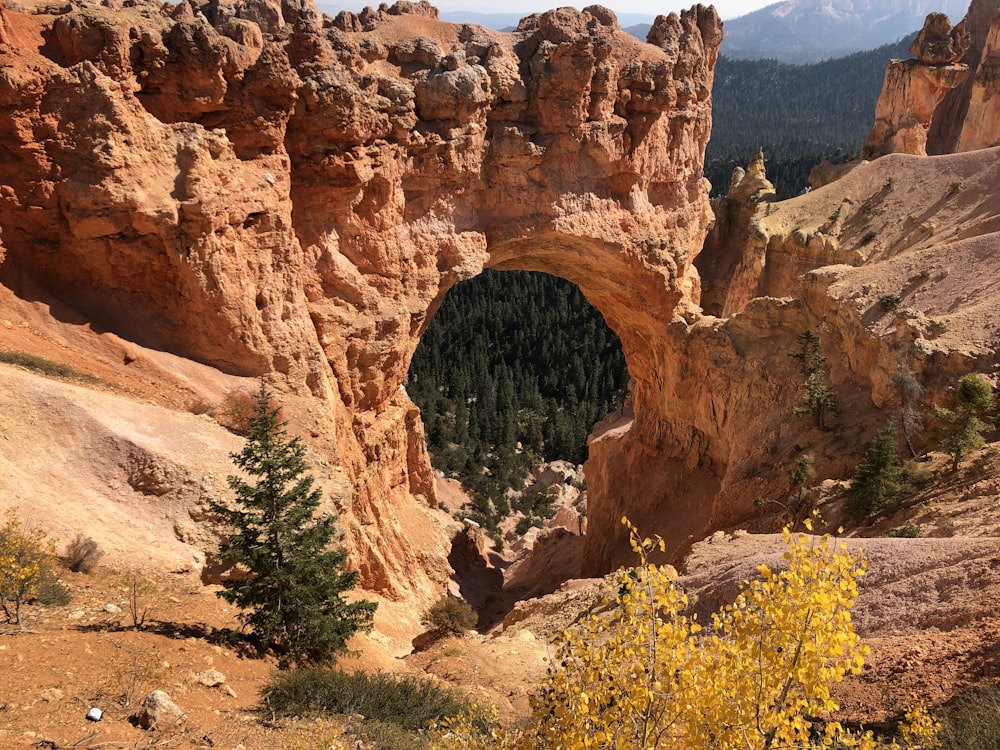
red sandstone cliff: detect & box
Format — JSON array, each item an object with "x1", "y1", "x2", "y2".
[{"x1": 0, "y1": 0, "x2": 725, "y2": 588}]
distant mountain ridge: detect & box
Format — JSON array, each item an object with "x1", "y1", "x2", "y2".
[
  {"x1": 722, "y1": 0, "x2": 971, "y2": 63},
  {"x1": 438, "y1": 10, "x2": 657, "y2": 31},
  {"x1": 319, "y1": 1, "x2": 968, "y2": 63}
]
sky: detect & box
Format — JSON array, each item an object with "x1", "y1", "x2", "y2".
[{"x1": 321, "y1": 0, "x2": 780, "y2": 21}]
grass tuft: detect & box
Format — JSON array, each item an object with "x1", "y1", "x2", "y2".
[
  {"x1": 0, "y1": 350, "x2": 99, "y2": 384},
  {"x1": 262, "y1": 667, "x2": 469, "y2": 732}
]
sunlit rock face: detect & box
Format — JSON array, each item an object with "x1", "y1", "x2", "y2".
[
  {"x1": 0, "y1": 0, "x2": 730, "y2": 586},
  {"x1": 867, "y1": 2, "x2": 1000, "y2": 157}
]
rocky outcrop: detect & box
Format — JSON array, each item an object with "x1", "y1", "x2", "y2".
[
  {"x1": 863, "y1": 10, "x2": 972, "y2": 161},
  {"x1": 698, "y1": 150, "x2": 776, "y2": 317},
  {"x1": 868, "y1": 2, "x2": 1000, "y2": 157},
  {"x1": 909, "y1": 12, "x2": 970, "y2": 65},
  {"x1": 0, "y1": 0, "x2": 726, "y2": 588},
  {"x1": 928, "y1": 0, "x2": 1000, "y2": 153},
  {"x1": 863, "y1": 11, "x2": 972, "y2": 159},
  {"x1": 863, "y1": 59, "x2": 968, "y2": 158}
]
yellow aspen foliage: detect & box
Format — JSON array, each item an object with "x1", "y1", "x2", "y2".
[
  {"x1": 430, "y1": 518, "x2": 939, "y2": 750},
  {"x1": 0, "y1": 511, "x2": 56, "y2": 625}
]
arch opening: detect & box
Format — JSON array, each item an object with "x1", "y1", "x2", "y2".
[{"x1": 407, "y1": 268, "x2": 631, "y2": 562}]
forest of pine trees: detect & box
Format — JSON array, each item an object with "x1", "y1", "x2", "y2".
[
  {"x1": 406, "y1": 270, "x2": 629, "y2": 521},
  {"x1": 705, "y1": 37, "x2": 913, "y2": 199}
]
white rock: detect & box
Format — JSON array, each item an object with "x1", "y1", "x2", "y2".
[
  {"x1": 194, "y1": 669, "x2": 226, "y2": 688},
  {"x1": 135, "y1": 690, "x2": 186, "y2": 730}
]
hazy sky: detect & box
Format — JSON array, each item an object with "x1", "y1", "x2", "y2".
[{"x1": 321, "y1": 0, "x2": 779, "y2": 21}]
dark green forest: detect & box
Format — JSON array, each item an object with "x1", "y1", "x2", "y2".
[
  {"x1": 407, "y1": 270, "x2": 629, "y2": 525},
  {"x1": 705, "y1": 37, "x2": 912, "y2": 199},
  {"x1": 407, "y1": 39, "x2": 911, "y2": 525}
]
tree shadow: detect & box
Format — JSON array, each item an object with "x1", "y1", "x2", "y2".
[{"x1": 71, "y1": 620, "x2": 261, "y2": 658}]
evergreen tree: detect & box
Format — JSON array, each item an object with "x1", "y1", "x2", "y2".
[
  {"x1": 791, "y1": 331, "x2": 838, "y2": 430},
  {"x1": 846, "y1": 419, "x2": 901, "y2": 518},
  {"x1": 210, "y1": 383, "x2": 376, "y2": 666},
  {"x1": 787, "y1": 453, "x2": 815, "y2": 507},
  {"x1": 933, "y1": 373, "x2": 995, "y2": 472}
]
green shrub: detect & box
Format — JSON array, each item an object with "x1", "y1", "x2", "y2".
[
  {"x1": 861, "y1": 230, "x2": 878, "y2": 244},
  {"x1": 887, "y1": 525, "x2": 922, "y2": 538},
  {"x1": 515, "y1": 516, "x2": 537, "y2": 535},
  {"x1": 879, "y1": 293, "x2": 901, "y2": 311},
  {"x1": 900, "y1": 460, "x2": 934, "y2": 489},
  {"x1": 262, "y1": 667, "x2": 469, "y2": 732},
  {"x1": 883, "y1": 177, "x2": 895, "y2": 192},
  {"x1": 937, "y1": 682, "x2": 1000, "y2": 750},
  {"x1": 422, "y1": 596, "x2": 477, "y2": 636},
  {"x1": 64, "y1": 533, "x2": 104, "y2": 573},
  {"x1": 352, "y1": 719, "x2": 427, "y2": 750},
  {"x1": 35, "y1": 568, "x2": 72, "y2": 606},
  {"x1": 948, "y1": 181, "x2": 963, "y2": 194}
]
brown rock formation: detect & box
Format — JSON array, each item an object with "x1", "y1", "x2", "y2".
[
  {"x1": 698, "y1": 150, "x2": 777, "y2": 317},
  {"x1": 863, "y1": 58, "x2": 969, "y2": 158},
  {"x1": 870, "y1": 1, "x2": 1000, "y2": 157},
  {"x1": 0, "y1": 0, "x2": 725, "y2": 587},
  {"x1": 909, "y1": 12, "x2": 970, "y2": 65},
  {"x1": 928, "y1": 0, "x2": 1000, "y2": 153}
]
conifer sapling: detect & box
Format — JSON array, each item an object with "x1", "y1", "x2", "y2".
[{"x1": 210, "y1": 382, "x2": 376, "y2": 666}]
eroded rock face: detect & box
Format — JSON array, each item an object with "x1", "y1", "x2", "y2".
[
  {"x1": 869, "y1": 1, "x2": 1000, "y2": 157},
  {"x1": 930, "y1": 0, "x2": 1000, "y2": 153},
  {"x1": 909, "y1": 12, "x2": 970, "y2": 65},
  {"x1": 863, "y1": 58, "x2": 969, "y2": 158},
  {"x1": 0, "y1": 0, "x2": 724, "y2": 587}
]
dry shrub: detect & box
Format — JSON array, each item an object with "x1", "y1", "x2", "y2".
[
  {"x1": 215, "y1": 387, "x2": 283, "y2": 436},
  {"x1": 422, "y1": 596, "x2": 477, "y2": 635},
  {"x1": 96, "y1": 641, "x2": 164, "y2": 709},
  {"x1": 216, "y1": 389, "x2": 257, "y2": 436},
  {"x1": 64, "y1": 533, "x2": 104, "y2": 573},
  {"x1": 186, "y1": 397, "x2": 213, "y2": 416},
  {"x1": 938, "y1": 681, "x2": 1000, "y2": 750}
]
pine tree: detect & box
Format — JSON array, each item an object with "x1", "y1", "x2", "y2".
[
  {"x1": 210, "y1": 383, "x2": 376, "y2": 666},
  {"x1": 791, "y1": 330, "x2": 838, "y2": 430},
  {"x1": 933, "y1": 373, "x2": 995, "y2": 472},
  {"x1": 846, "y1": 419, "x2": 901, "y2": 518}
]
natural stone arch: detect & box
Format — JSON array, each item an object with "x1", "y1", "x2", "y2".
[
  {"x1": 0, "y1": 0, "x2": 733, "y2": 599},
  {"x1": 292, "y1": 3, "x2": 729, "y2": 585}
]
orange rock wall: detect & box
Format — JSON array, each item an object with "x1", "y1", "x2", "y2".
[
  {"x1": 0, "y1": 0, "x2": 736, "y2": 585},
  {"x1": 869, "y1": 0, "x2": 1000, "y2": 157}
]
